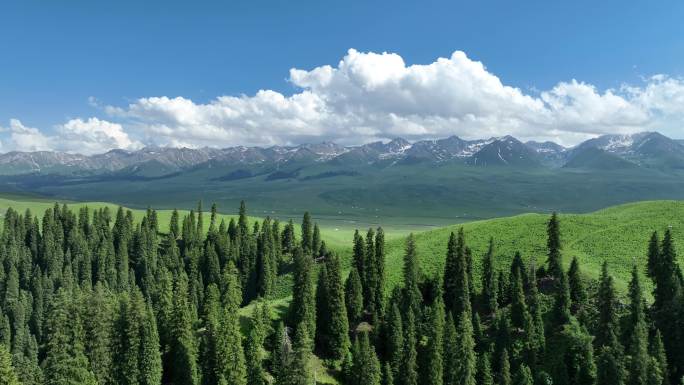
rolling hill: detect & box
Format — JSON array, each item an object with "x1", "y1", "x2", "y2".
[{"x1": 382, "y1": 200, "x2": 684, "y2": 293}]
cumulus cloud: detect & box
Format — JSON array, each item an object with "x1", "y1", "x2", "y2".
[
  {"x1": 0, "y1": 118, "x2": 141, "y2": 154},
  {"x1": 6, "y1": 49, "x2": 684, "y2": 151}
]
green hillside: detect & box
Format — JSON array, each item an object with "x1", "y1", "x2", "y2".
[{"x1": 383, "y1": 200, "x2": 684, "y2": 292}]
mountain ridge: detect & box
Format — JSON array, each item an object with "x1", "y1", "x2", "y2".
[{"x1": 0, "y1": 131, "x2": 682, "y2": 176}]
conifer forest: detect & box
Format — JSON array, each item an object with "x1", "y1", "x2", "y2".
[{"x1": 0, "y1": 201, "x2": 680, "y2": 385}]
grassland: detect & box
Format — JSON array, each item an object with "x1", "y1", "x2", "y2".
[{"x1": 383, "y1": 200, "x2": 684, "y2": 292}]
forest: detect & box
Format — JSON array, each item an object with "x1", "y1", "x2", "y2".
[{"x1": 0, "y1": 201, "x2": 681, "y2": 385}]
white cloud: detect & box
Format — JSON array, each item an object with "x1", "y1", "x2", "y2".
[
  {"x1": 6, "y1": 49, "x2": 684, "y2": 151},
  {"x1": 0, "y1": 118, "x2": 141, "y2": 155}
]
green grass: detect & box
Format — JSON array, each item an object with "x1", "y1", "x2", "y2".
[{"x1": 383, "y1": 200, "x2": 684, "y2": 293}]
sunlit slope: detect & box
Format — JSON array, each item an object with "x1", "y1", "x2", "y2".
[{"x1": 384, "y1": 200, "x2": 684, "y2": 291}]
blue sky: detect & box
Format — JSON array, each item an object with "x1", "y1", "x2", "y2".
[{"x1": 1, "y1": 0, "x2": 683, "y2": 153}]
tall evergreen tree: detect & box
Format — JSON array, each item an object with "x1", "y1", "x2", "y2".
[
  {"x1": 476, "y1": 352, "x2": 494, "y2": 385},
  {"x1": 443, "y1": 229, "x2": 470, "y2": 320},
  {"x1": 316, "y1": 252, "x2": 349, "y2": 360},
  {"x1": 0, "y1": 343, "x2": 21, "y2": 385},
  {"x1": 481, "y1": 237, "x2": 498, "y2": 316},
  {"x1": 402, "y1": 234, "x2": 422, "y2": 320},
  {"x1": 345, "y1": 267, "x2": 364, "y2": 327},
  {"x1": 423, "y1": 298, "x2": 444, "y2": 385},
  {"x1": 301, "y1": 212, "x2": 313, "y2": 255},
  {"x1": 626, "y1": 266, "x2": 649, "y2": 385},
  {"x1": 547, "y1": 212, "x2": 563, "y2": 281},
  {"x1": 568, "y1": 256, "x2": 587, "y2": 316},
  {"x1": 400, "y1": 310, "x2": 418, "y2": 385},
  {"x1": 289, "y1": 247, "x2": 316, "y2": 341},
  {"x1": 350, "y1": 332, "x2": 382, "y2": 385}
]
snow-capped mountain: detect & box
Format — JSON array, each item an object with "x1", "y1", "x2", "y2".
[{"x1": 0, "y1": 132, "x2": 681, "y2": 176}]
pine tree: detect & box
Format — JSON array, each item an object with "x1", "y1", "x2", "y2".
[
  {"x1": 595, "y1": 262, "x2": 625, "y2": 385},
  {"x1": 352, "y1": 230, "x2": 366, "y2": 297},
  {"x1": 383, "y1": 362, "x2": 394, "y2": 385},
  {"x1": 443, "y1": 229, "x2": 470, "y2": 320},
  {"x1": 301, "y1": 212, "x2": 313, "y2": 255},
  {"x1": 514, "y1": 364, "x2": 533, "y2": 385},
  {"x1": 400, "y1": 310, "x2": 418, "y2": 385},
  {"x1": 139, "y1": 303, "x2": 162, "y2": 385},
  {"x1": 568, "y1": 256, "x2": 587, "y2": 316},
  {"x1": 43, "y1": 290, "x2": 98, "y2": 385},
  {"x1": 245, "y1": 327, "x2": 266, "y2": 385},
  {"x1": 282, "y1": 322, "x2": 314, "y2": 385},
  {"x1": 385, "y1": 301, "x2": 404, "y2": 379},
  {"x1": 499, "y1": 348, "x2": 511, "y2": 385},
  {"x1": 627, "y1": 266, "x2": 649, "y2": 385},
  {"x1": 350, "y1": 332, "x2": 382, "y2": 385},
  {"x1": 312, "y1": 223, "x2": 321, "y2": 257},
  {"x1": 476, "y1": 352, "x2": 494, "y2": 385},
  {"x1": 649, "y1": 330, "x2": 668, "y2": 385},
  {"x1": 443, "y1": 312, "x2": 458, "y2": 385},
  {"x1": 455, "y1": 309, "x2": 477, "y2": 385},
  {"x1": 216, "y1": 266, "x2": 247, "y2": 385},
  {"x1": 547, "y1": 212, "x2": 563, "y2": 281},
  {"x1": 365, "y1": 228, "x2": 378, "y2": 317},
  {"x1": 551, "y1": 269, "x2": 572, "y2": 327},
  {"x1": 289, "y1": 247, "x2": 316, "y2": 341},
  {"x1": 650, "y1": 229, "x2": 683, "y2": 382},
  {"x1": 345, "y1": 267, "x2": 364, "y2": 327},
  {"x1": 375, "y1": 227, "x2": 386, "y2": 319},
  {"x1": 169, "y1": 276, "x2": 199, "y2": 385},
  {"x1": 0, "y1": 343, "x2": 21, "y2": 385},
  {"x1": 316, "y1": 252, "x2": 349, "y2": 360},
  {"x1": 481, "y1": 237, "x2": 498, "y2": 316},
  {"x1": 423, "y1": 298, "x2": 444, "y2": 385},
  {"x1": 402, "y1": 234, "x2": 422, "y2": 320}
]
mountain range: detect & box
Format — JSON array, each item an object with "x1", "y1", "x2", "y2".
[
  {"x1": 2, "y1": 131, "x2": 684, "y2": 225},
  {"x1": 1, "y1": 131, "x2": 682, "y2": 177}
]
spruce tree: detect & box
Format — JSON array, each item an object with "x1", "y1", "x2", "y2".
[
  {"x1": 43, "y1": 290, "x2": 98, "y2": 385},
  {"x1": 443, "y1": 229, "x2": 470, "y2": 320},
  {"x1": 0, "y1": 343, "x2": 21, "y2": 385},
  {"x1": 551, "y1": 269, "x2": 572, "y2": 327},
  {"x1": 374, "y1": 227, "x2": 386, "y2": 319},
  {"x1": 455, "y1": 309, "x2": 477, "y2": 385},
  {"x1": 400, "y1": 310, "x2": 418, "y2": 385},
  {"x1": 649, "y1": 330, "x2": 668, "y2": 385},
  {"x1": 169, "y1": 276, "x2": 199, "y2": 385},
  {"x1": 481, "y1": 237, "x2": 498, "y2": 316},
  {"x1": 476, "y1": 352, "x2": 494, "y2": 385},
  {"x1": 385, "y1": 301, "x2": 404, "y2": 379},
  {"x1": 568, "y1": 256, "x2": 587, "y2": 316},
  {"x1": 350, "y1": 332, "x2": 382, "y2": 385},
  {"x1": 282, "y1": 322, "x2": 314, "y2": 385},
  {"x1": 245, "y1": 327, "x2": 266, "y2": 385},
  {"x1": 499, "y1": 348, "x2": 511, "y2": 385},
  {"x1": 289, "y1": 247, "x2": 316, "y2": 341},
  {"x1": 423, "y1": 298, "x2": 444, "y2": 385},
  {"x1": 547, "y1": 212, "x2": 563, "y2": 281},
  {"x1": 345, "y1": 267, "x2": 364, "y2": 327},
  {"x1": 402, "y1": 234, "x2": 422, "y2": 320},
  {"x1": 626, "y1": 266, "x2": 649, "y2": 385},
  {"x1": 301, "y1": 212, "x2": 313, "y2": 255},
  {"x1": 317, "y1": 252, "x2": 349, "y2": 360},
  {"x1": 512, "y1": 364, "x2": 531, "y2": 385}
]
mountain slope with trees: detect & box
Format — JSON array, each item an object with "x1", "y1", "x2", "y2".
[{"x1": 0, "y1": 200, "x2": 682, "y2": 385}]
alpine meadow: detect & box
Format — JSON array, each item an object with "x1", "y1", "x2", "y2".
[{"x1": 3, "y1": 2, "x2": 684, "y2": 385}]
